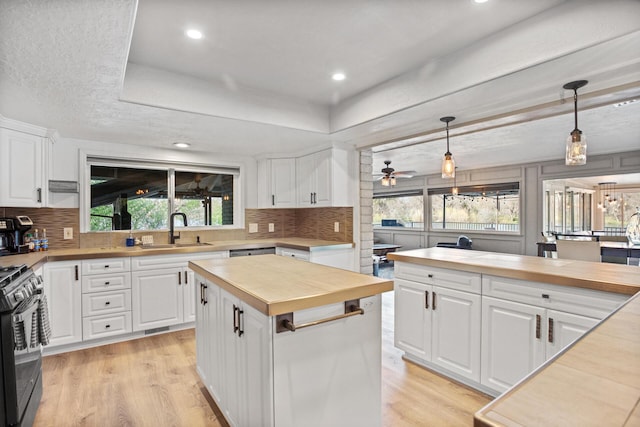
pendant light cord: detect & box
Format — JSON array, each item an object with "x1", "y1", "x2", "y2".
[{"x1": 573, "y1": 89, "x2": 579, "y2": 131}]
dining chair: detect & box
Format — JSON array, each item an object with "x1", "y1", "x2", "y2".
[{"x1": 555, "y1": 239, "x2": 601, "y2": 262}]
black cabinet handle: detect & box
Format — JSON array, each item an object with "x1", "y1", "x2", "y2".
[
  {"x1": 75, "y1": 265, "x2": 79, "y2": 281},
  {"x1": 536, "y1": 314, "x2": 541, "y2": 339},
  {"x1": 105, "y1": 301, "x2": 110, "y2": 306},
  {"x1": 105, "y1": 324, "x2": 111, "y2": 329},
  {"x1": 233, "y1": 304, "x2": 239, "y2": 333},
  {"x1": 425, "y1": 291, "x2": 429, "y2": 310},
  {"x1": 200, "y1": 283, "x2": 204, "y2": 304},
  {"x1": 184, "y1": 271, "x2": 188, "y2": 284},
  {"x1": 104, "y1": 265, "x2": 110, "y2": 269},
  {"x1": 548, "y1": 318, "x2": 554, "y2": 343},
  {"x1": 272, "y1": 195, "x2": 275, "y2": 206},
  {"x1": 238, "y1": 308, "x2": 244, "y2": 337},
  {"x1": 203, "y1": 284, "x2": 208, "y2": 305},
  {"x1": 178, "y1": 272, "x2": 182, "y2": 285},
  {"x1": 432, "y1": 292, "x2": 437, "y2": 310},
  {"x1": 104, "y1": 281, "x2": 110, "y2": 285},
  {"x1": 37, "y1": 188, "x2": 42, "y2": 203},
  {"x1": 428, "y1": 274, "x2": 434, "y2": 279}
]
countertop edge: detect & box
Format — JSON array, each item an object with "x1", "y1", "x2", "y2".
[
  {"x1": 189, "y1": 259, "x2": 393, "y2": 317},
  {"x1": 388, "y1": 250, "x2": 640, "y2": 295}
]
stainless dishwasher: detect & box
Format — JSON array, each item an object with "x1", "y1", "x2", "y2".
[{"x1": 228, "y1": 247, "x2": 276, "y2": 257}]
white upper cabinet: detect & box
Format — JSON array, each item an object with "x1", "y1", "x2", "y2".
[
  {"x1": 297, "y1": 148, "x2": 348, "y2": 207},
  {"x1": 0, "y1": 124, "x2": 49, "y2": 207},
  {"x1": 259, "y1": 147, "x2": 352, "y2": 208}
]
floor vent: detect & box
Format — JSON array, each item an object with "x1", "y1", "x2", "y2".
[{"x1": 145, "y1": 326, "x2": 170, "y2": 335}]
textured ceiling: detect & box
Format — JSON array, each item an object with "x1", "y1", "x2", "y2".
[{"x1": 0, "y1": 0, "x2": 638, "y2": 175}]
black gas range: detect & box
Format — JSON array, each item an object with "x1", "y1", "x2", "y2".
[{"x1": 0, "y1": 264, "x2": 50, "y2": 426}]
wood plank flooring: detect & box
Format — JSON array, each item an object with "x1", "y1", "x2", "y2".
[{"x1": 34, "y1": 291, "x2": 492, "y2": 426}]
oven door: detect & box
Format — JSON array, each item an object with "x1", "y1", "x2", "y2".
[{"x1": 7, "y1": 294, "x2": 43, "y2": 425}]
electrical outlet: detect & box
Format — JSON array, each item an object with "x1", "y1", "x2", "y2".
[
  {"x1": 334, "y1": 222, "x2": 340, "y2": 232},
  {"x1": 249, "y1": 223, "x2": 258, "y2": 233},
  {"x1": 268, "y1": 223, "x2": 275, "y2": 232},
  {"x1": 63, "y1": 227, "x2": 73, "y2": 240}
]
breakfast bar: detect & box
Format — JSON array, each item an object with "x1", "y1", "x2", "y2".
[{"x1": 189, "y1": 255, "x2": 393, "y2": 427}]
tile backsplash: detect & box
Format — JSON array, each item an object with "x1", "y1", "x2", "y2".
[{"x1": 1, "y1": 206, "x2": 353, "y2": 249}]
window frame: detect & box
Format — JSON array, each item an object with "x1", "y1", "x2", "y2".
[
  {"x1": 373, "y1": 189, "x2": 425, "y2": 230},
  {"x1": 80, "y1": 153, "x2": 243, "y2": 233},
  {"x1": 428, "y1": 181, "x2": 522, "y2": 235}
]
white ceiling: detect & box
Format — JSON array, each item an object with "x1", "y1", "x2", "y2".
[{"x1": 0, "y1": 0, "x2": 639, "y2": 177}]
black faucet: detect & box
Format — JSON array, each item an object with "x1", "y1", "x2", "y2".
[{"x1": 169, "y1": 212, "x2": 187, "y2": 244}]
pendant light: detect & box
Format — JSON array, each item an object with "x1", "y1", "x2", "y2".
[
  {"x1": 440, "y1": 116, "x2": 456, "y2": 178},
  {"x1": 563, "y1": 80, "x2": 588, "y2": 166}
]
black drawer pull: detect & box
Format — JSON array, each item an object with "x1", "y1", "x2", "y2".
[
  {"x1": 428, "y1": 274, "x2": 433, "y2": 278},
  {"x1": 104, "y1": 281, "x2": 110, "y2": 285},
  {"x1": 542, "y1": 294, "x2": 550, "y2": 299},
  {"x1": 104, "y1": 265, "x2": 110, "y2": 268},
  {"x1": 105, "y1": 324, "x2": 111, "y2": 328},
  {"x1": 105, "y1": 301, "x2": 110, "y2": 305}
]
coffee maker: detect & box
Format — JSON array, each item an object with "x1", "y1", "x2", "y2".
[{"x1": 0, "y1": 216, "x2": 33, "y2": 255}]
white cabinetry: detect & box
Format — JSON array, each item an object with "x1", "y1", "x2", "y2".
[
  {"x1": 196, "y1": 277, "x2": 272, "y2": 427},
  {"x1": 260, "y1": 158, "x2": 296, "y2": 208},
  {"x1": 276, "y1": 247, "x2": 310, "y2": 261},
  {"x1": 0, "y1": 126, "x2": 48, "y2": 207},
  {"x1": 394, "y1": 262, "x2": 481, "y2": 382},
  {"x1": 259, "y1": 147, "x2": 351, "y2": 208},
  {"x1": 219, "y1": 288, "x2": 273, "y2": 427},
  {"x1": 131, "y1": 252, "x2": 227, "y2": 331},
  {"x1": 81, "y1": 258, "x2": 132, "y2": 341},
  {"x1": 297, "y1": 148, "x2": 348, "y2": 207},
  {"x1": 43, "y1": 261, "x2": 83, "y2": 346},
  {"x1": 480, "y1": 275, "x2": 626, "y2": 394}
]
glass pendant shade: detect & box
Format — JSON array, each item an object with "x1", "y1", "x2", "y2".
[
  {"x1": 389, "y1": 176, "x2": 397, "y2": 186},
  {"x1": 442, "y1": 153, "x2": 455, "y2": 178},
  {"x1": 381, "y1": 176, "x2": 390, "y2": 186},
  {"x1": 566, "y1": 130, "x2": 586, "y2": 165}
]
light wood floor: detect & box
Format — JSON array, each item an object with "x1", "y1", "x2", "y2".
[{"x1": 34, "y1": 292, "x2": 492, "y2": 426}]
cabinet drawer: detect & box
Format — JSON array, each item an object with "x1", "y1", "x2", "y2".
[
  {"x1": 482, "y1": 275, "x2": 629, "y2": 319},
  {"x1": 82, "y1": 257, "x2": 130, "y2": 275},
  {"x1": 82, "y1": 272, "x2": 131, "y2": 293},
  {"x1": 131, "y1": 251, "x2": 228, "y2": 271},
  {"x1": 82, "y1": 312, "x2": 132, "y2": 340},
  {"x1": 395, "y1": 262, "x2": 481, "y2": 294},
  {"x1": 82, "y1": 290, "x2": 131, "y2": 317}
]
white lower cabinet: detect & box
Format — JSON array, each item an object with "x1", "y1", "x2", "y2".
[
  {"x1": 394, "y1": 277, "x2": 481, "y2": 382},
  {"x1": 195, "y1": 276, "x2": 272, "y2": 427},
  {"x1": 43, "y1": 261, "x2": 83, "y2": 346},
  {"x1": 394, "y1": 265, "x2": 629, "y2": 396},
  {"x1": 131, "y1": 252, "x2": 227, "y2": 331},
  {"x1": 220, "y1": 288, "x2": 272, "y2": 427},
  {"x1": 480, "y1": 296, "x2": 600, "y2": 394},
  {"x1": 81, "y1": 258, "x2": 132, "y2": 340},
  {"x1": 480, "y1": 274, "x2": 627, "y2": 394}
]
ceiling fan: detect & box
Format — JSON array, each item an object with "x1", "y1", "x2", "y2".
[{"x1": 374, "y1": 160, "x2": 416, "y2": 186}]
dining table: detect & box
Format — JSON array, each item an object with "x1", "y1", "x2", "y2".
[{"x1": 537, "y1": 240, "x2": 640, "y2": 261}]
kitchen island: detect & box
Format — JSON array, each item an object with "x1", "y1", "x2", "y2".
[
  {"x1": 388, "y1": 248, "x2": 640, "y2": 426},
  {"x1": 189, "y1": 255, "x2": 393, "y2": 427}
]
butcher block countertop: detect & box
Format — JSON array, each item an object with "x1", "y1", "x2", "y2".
[
  {"x1": 0, "y1": 237, "x2": 354, "y2": 270},
  {"x1": 474, "y1": 291, "x2": 640, "y2": 427},
  {"x1": 189, "y1": 255, "x2": 393, "y2": 316},
  {"x1": 388, "y1": 247, "x2": 640, "y2": 295}
]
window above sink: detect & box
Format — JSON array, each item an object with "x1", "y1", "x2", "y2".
[{"x1": 83, "y1": 157, "x2": 240, "y2": 233}]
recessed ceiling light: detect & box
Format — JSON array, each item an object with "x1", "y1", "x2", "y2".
[
  {"x1": 613, "y1": 99, "x2": 637, "y2": 108},
  {"x1": 186, "y1": 29, "x2": 203, "y2": 40},
  {"x1": 474, "y1": 0, "x2": 489, "y2": 3},
  {"x1": 332, "y1": 72, "x2": 346, "y2": 81},
  {"x1": 173, "y1": 142, "x2": 191, "y2": 148}
]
